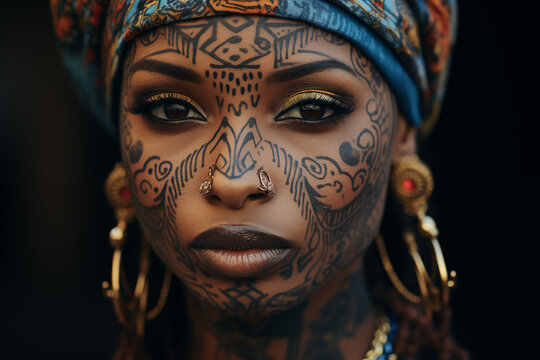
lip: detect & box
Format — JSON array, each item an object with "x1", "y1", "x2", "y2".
[{"x1": 190, "y1": 225, "x2": 292, "y2": 279}]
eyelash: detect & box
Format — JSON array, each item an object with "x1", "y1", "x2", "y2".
[
  {"x1": 127, "y1": 90, "x2": 353, "y2": 129},
  {"x1": 274, "y1": 90, "x2": 353, "y2": 124},
  {"x1": 127, "y1": 91, "x2": 206, "y2": 126}
]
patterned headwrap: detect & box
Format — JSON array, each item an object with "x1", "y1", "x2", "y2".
[{"x1": 51, "y1": 0, "x2": 457, "y2": 136}]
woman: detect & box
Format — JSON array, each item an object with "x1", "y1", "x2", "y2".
[{"x1": 51, "y1": 1, "x2": 466, "y2": 359}]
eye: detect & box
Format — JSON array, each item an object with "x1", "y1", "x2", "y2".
[
  {"x1": 275, "y1": 90, "x2": 353, "y2": 123},
  {"x1": 128, "y1": 92, "x2": 206, "y2": 124}
]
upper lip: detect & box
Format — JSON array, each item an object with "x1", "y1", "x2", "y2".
[{"x1": 190, "y1": 225, "x2": 291, "y2": 250}]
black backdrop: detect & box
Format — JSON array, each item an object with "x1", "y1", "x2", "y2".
[{"x1": 1, "y1": 1, "x2": 537, "y2": 358}]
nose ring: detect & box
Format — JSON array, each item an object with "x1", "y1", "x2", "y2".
[
  {"x1": 200, "y1": 164, "x2": 216, "y2": 195},
  {"x1": 258, "y1": 168, "x2": 275, "y2": 196}
]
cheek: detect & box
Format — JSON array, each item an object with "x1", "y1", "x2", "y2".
[
  {"x1": 130, "y1": 156, "x2": 173, "y2": 208},
  {"x1": 296, "y1": 119, "x2": 387, "y2": 219},
  {"x1": 284, "y1": 99, "x2": 395, "y2": 277},
  {"x1": 337, "y1": 174, "x2": 389, "y2": 264},
  {"x1": 121, "y1": 116, "x2": 208, "y2": 211}
]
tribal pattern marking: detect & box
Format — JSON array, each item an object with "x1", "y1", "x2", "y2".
[
  {"x1": 208, "y1": 117, "x2": 263, "y2": 179},
  {"x1": 138, "y1": 17, "x2": 352, "y2": 69},
  {"x1": 119, "y1": 17, "x2": 395, "y2": 320},
  {"x1": 113, "y1": 14, "x2": 402, "y2": 359},
  {"x1": 116, "y1": 21, "x2": 400, "y2": 360}
]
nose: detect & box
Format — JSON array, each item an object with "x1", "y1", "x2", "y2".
[{"x1": 208, "y1": 168, "x2": 267, "y2": 209}]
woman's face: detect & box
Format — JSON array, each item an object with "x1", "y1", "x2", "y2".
[{"x1": 120, "y1": 16, "x2": 400, "y2": 317}]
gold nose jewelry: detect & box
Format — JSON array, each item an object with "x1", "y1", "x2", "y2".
[
  {"x1": 257, "y1": 168, "x2": 275, "y2": 196},
  {"x1": 200, "y1": 164, "x2": 216, "y2": 195}
]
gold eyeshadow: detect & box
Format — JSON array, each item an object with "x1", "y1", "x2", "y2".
[
  {"x1": 278, "y1": 90, "x2": 343, "y2": 112},
  {"x1": 275, "y1": 89, "x2": 353, "y2": 122},
  {"x1": 129, "y1": 91, "x2": 205, "y2": 117}
]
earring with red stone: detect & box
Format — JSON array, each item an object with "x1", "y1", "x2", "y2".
[
  {"x1": 390, "y1": 154, "x2": 434, "y2": 223},
  {"x1": 102, "y1": 163, "x2": 172, "y2": 339},
  {"x1": 376, "y1": 155, "x2": 456, "y2": 328},
  {"x1": 102, "y1": 162, "x2": 138, "y2": 331},
  {"x1": 104, "y1": 162, "x2": 136, "y2": 225}
]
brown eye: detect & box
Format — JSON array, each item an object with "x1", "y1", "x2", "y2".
[
  {"x1": 163, "y1": 103, "x2": 189, "y2": 119},
  {"x1": 150, "y1": 101, "x2": 203, "y2": 122},
  {"x1": 275, "y1": 90, "x2": 353, "y2": 123},
  {"x1": 129, "y1": 92, "x2": 207, "y2": 124},
  {"x1": 299, "y1": 104, "x2": 325, "y2": 119}
]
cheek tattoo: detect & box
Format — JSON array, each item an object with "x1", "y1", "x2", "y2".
[{"x1": 119, "y1": 17, "x2": 395, "y2": 354}]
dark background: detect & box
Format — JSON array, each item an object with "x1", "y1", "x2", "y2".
[{"x1": 1, "y1": 1, "x2": 537, "y2": 358}]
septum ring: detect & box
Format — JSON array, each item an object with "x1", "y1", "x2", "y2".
[
  {"x1": 258, "y1": 168, "x2": 275, "y2": 196},
  {"x1": 199, "y1": 164, "x2": 216, "y2": 195}
]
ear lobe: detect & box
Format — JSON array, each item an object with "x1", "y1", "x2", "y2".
[{"x1": 391, "y1": 113, "x2": 417, "y2": 165}]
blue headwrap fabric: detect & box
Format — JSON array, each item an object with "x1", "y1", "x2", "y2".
[{"x1": 51, "y1": 0, "x2": 457, "y2": 135}]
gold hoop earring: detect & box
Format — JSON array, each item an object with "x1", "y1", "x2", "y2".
[
  {"x1": 200, "y1": 163, "x2": 216, "y2": 195},
  {"x1": 377, "y1": 155, "x2": 456, "y2": 325},
  {"x1": 102, "y1": 163, "x2": 172, "y2": 338},
  {"x1": 257, "y1": 168, "x2": 275, "y2": 196}
]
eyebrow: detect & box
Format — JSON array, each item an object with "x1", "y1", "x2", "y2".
[
  {"x1": 128, "y1": 59, "x2": 203, "y2": 83},
  {"x1": 266, "y1": 59, "x2": 357, "y2": 84}
]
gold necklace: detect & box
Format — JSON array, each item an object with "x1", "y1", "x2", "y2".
[{"x1": 362, "y1": 312, "x2": 397, "y2": 360}]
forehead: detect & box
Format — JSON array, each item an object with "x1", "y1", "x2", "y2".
[{"x1": 130, "y1": 16, "x2": 352, "y2": 70}]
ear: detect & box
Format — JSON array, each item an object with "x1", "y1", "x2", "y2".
[{"x1": 391, "y1": 112, "x2": 417, "y2": 165}]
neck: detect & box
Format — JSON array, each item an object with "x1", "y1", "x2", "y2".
[{"x1": 184, "y1": 261, "x2": 375, "y2": 360}]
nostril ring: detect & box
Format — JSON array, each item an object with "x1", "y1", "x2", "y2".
[
  {"x1": 257, "y1": 168, "x2": 275, "y2": 196},
  {"x1": 200, "y1": 164, "x2": 216, "y2": 196}
]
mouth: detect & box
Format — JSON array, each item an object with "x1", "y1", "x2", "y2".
[{"x1": 190, "y1": 225, "x2": 293, "y2": 279}]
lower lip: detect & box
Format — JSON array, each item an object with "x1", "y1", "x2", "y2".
[{"x1": 193, "y1": 248, "x2": 291, "y2": 278}]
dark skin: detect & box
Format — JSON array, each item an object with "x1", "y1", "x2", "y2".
[{"x1": 119, "y1": 16, "x2": 416, "y2": 360}]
